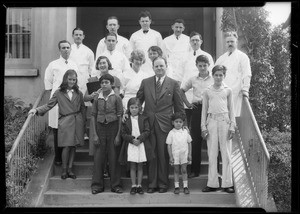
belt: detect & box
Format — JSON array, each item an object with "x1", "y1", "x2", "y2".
[
  {"x1": 208, "y1": 112, "x2": 229, "y2": 120},
  {"x1": 59, "y1": 111, "x2": 80, "y2": 119}
]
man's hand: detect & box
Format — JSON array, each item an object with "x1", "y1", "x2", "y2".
[
  {"x1": 114, "y1": 136, "x2": 121, "y2": 146},
  {"x1": 169, "y1": 156, "x2": 174, "y2": 165},
  {"x1": 201, "y1": 130, "x2": 209, "y2": 140},
  {"x1": 93, "y1": 135, "x2": 100, "y2": 146},
  {"x1": 242, "y1": 90, "x2": 249, "y2": 98},
  {"x1": 228, "y1": 130, "x2": 235, "y2": 140},
  {"x1": 122, "y1": 113, "x2": 129, "y2": 122},
  {"x1": 188, "y1": 154, "x2": 192, "y2": 164}
]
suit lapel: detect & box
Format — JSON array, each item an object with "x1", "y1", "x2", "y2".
[
  {"x1": 71, "y1": 91, "x2": 78, "y2": 103},
  {"x1": 149, "y1": 76, "x2": 156, "y2": 102},
  {"x1": 158, "y1": 77, "x2": 170, "y2": 100}
]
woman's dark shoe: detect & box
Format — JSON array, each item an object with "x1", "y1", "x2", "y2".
[
  {"x1": 67, "y1": 172, "x2": 77, "y2": 179},
  {"x1": 223, "y1": 186, "x2": 235, "y2": 193},
  {"x1": 111, "y1": 186, "x2": 123, "y2": 194},
  {"x1": 130, "y1": 187, "x2": 137, "y2": 195},
  {"x1": 61, "y1": 173, "x2": 68, "y2": 180},
  {"x1": 202, "y1": 186, "x2": 219, "y2": 192}
]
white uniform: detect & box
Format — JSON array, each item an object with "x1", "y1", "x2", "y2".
[
  {"x1": 163, "y1": 34, "x2": 190, "y2": 79},
  {"x1": 130, "y1": 28, "x2": 164, "y2": 69},
  {"x1": 95, "y1": 34, "x2": 131, "y2": 59},
  {"x1": 44, "y1": 56, "x2": 78, "y2": 128},
  {"x1": 69, "y1": 43, "x2": 94, "y2": 106},
  {"x1": 179, "y1": 49, "x2": 214, "y2": 108},
  {"x1": 122, "y1": 68, "x2": 151, "y2": 110},
  {"x1": 215, "y1": 49, "x2": 251, "y2": 117}
]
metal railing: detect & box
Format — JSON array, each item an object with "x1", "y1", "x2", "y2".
[
  {"x1": 6, "y1": 90, "x2": 49, "y2": 201},
  {"x1": 235, "y1": 96, "x2": 270, "y2": 210}
]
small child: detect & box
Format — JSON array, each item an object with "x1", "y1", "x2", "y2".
[
  {"x1": 201, "y1": 65, "x2": 236, "y2": 193},
  {"x1": 90, "y1": 73, "x2": 123, "y2": 194},
  {"x1": 166, "y1": 112, "x2": 192, "y2": 194},
  {"x1": 28, "y1": 69, "x2": 86, "y2": 180},
  {"x1": 119, "y1": 97, "x2": 153, "y2": 195}
]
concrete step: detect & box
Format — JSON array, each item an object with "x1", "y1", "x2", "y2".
[
  {"x1": 52, "y1": 161, "x2": 221, "y2": 176},
  {"x1": 47, "y1": 175, "x2": 212, "y2": 191},
  {"x1": 43, "y1": 189, "x2": 236, "y2": 207}
]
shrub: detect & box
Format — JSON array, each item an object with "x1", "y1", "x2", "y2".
[{"x1": 263, "y1": 128, "x2": 291, "y2": 212}]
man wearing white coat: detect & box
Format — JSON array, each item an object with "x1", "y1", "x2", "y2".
[
  {"x1": 69, "y1": 27, "x2": 94, "y2": 140},
  {"x1": 215, "y1": 31, "x2": 252, "y2": 117},
  {"x1": 163, "y1": 19, "x2": 190, "y2": 81},
  {"x1": 44, "y1": 40, "x2": 78, "y2": 165},
  {"x1": 130, "y1": 11, "x2": 164, "y2": 71},
  {"x1": 95, "y1": 16, "x2": 131, "y2": 59}
]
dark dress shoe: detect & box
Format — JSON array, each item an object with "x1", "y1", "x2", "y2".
[
  {"x1": 61, "y1": 173, "x2": 68, "y2": 180},
  {"x1": 202, "y1": 186, "x2": 219, "y2": 192},
  {"x1": 223, "y1": 187, "x2": 235, "y2": 193},
  {"x1": 130, "y1": 187, "x2": 137, "y2": 195},
  {"x1": 67, "y1": 172, "x2": 77, "y2": 179},
  {"x1": 183, "y1": 187, "x2": 190, "y2": 194},
  {"x1": 92, "y1": 189, "x2": 104, "y2": 194},
  {"x1": 111, "y1": 186, "x2": 123, "y2": 194},
  {"x1": 147, "y1": 188, "x2": 156, "y2": 193},
  {"x1": 174, "y1": 188, "x2": 180, "y2": 194},
  {"x1": 159, "y1": 188, "x2": 167, "y2": 193},
  {"x1": 136, "y1": 186, "x2": 144, "y2": 194}
]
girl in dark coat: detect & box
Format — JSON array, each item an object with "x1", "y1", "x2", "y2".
[
  {"x1": 119, "y1": 97, "x2": 154, "y2": 195},
  {"x1": 28, "y1": 69, "x2": 86, "y2": 180}
]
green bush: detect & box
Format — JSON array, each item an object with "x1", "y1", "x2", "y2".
[{"x1": 263, "y1": 128, "x2": 291, "y2": 212}]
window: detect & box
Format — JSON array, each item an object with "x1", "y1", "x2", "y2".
[{"x1": 5, "y1": 8, "x2": 32, "y2": 64}]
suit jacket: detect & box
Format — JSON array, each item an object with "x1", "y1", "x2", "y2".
[
  {"x1": 136, "y1": 76, "x2": 185, "y2": 133},
  {"x1": 118, "y1": 114, "x2": 154, "y2": 165}
]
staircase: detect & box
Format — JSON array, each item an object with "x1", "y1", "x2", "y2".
[{"x1": 42, "y1": 138, "x2": 236, "y2": 207}]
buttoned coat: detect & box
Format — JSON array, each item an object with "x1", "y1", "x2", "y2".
[
  {"x1": 119, "y1": 114, "x2": 154, "y2": 165},
  {"x1": 36, "y1": 89, "x2": 86, "y2": 147},
  {"x1": 136, "y1": 76, "x2": 185, "y2": 134}
]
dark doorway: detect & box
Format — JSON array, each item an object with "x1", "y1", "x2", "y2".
[{"x1": 77, "y1": 7, "x2": 216, "y2": 59}]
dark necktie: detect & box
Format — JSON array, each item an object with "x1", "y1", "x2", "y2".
[
  {"x1": 143, "y1": 30, "x2": 149, "y2": 34},
  {"x1": 176, "y1": 36, "x2": 179, "y2": 40},
  {"x1": 156, "y1": 77, "x2": 161, "y2": 91},
  {"x1": 65, "y1": 60, "x2": 68, "y2": 64},
  {"x1": 228, "y1": 52, "x2": 232, "y2": 56},
  {"x1": 193, "y1": 51, "x2": 196, "y2": 56}
]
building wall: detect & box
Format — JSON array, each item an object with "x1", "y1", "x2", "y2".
[{"x1": 4, "y1": 7, "x2": 76, "y2": 106}]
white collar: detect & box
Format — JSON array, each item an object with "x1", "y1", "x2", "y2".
[{"x1": 98, "y1": 89, "x2": 115, "y2": 99}]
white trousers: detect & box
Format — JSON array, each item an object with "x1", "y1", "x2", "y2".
[{"x1": 206, "y1": 113, "x2": 233, "y2": 188}]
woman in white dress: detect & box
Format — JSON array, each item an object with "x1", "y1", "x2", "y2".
[{"x1": 122, "y1": 50, "x2": 151, "y2": 110}]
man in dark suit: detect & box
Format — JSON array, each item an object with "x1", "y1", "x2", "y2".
[{"x1": 136, "y1": 56, "x2": 185, "y2": 193}]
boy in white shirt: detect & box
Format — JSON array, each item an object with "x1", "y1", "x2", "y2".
[{"x1": 166, "y1": 112, "x2": 192, "y2": 194}]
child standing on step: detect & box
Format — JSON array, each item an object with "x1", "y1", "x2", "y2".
[
  {"x1": 90, "y1": 73, "x2": 123, "y2": 194},
  {"x1": 119, "y1": 97, "x2": 153, "y2": 195},
  {"x1": 201, "y1": 65, "x2": 236, "y2": 193},
  {"x1": 29, "y1": 69, "x2": 86, "y2": 180},
  {"x1": 166, "y1": 112, "x2": 192, "y2": 194}
]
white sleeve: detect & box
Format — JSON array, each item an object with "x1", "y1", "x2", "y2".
[
  {"x1": 44, "y1": 63, "x2": 53, "y2": 90},
  {"x1": 165, "y1": 131, "x2": 173, "y2": 145}
]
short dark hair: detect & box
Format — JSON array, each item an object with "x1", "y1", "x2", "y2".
[
  {"x1": 72, "y1": 27, "x2": 84, "y2": 35},
  {"x1": 171, "y1": 112, "x2": 186, "y2": 121},
  {"x1": 95, "y1": 56, "x2": 113, "y2": 70},
  {"x1": 107, "y1": 16, "x2": 119, "y2": 24},
  {"x1": 139, "y1": 11, "x2": 151, "y2": 20},
  {"x1": 58, "y1": 40, "x2": 71, "y2": 49},
  {"x1": 148, "y1": 46, "x2": 163, "y2": 56},
  {"x1": 152, "y1": 56, "x2": 167, "y2": 67},
  {"x1": 212, "y1": 65, "x2": 227, "y2": 75},
  {"x1": 59, "y1": 69, "x2": 79, "y2": 93},
  {"x1": 105, "y1": 32, "x2": 118, "y2": 40},
  {"x1": 126, "y1": 97, "x2": 141, "y2": 115},
  {"x1": 196, "y1": 55, "x2": 210, "y2": 65},
  {"x1": 173, "y1": 18, "x2": 185, "y2": 26},
  {"x1": 190, "y1": 31, "x2": 202, "y2": 40},
  {"x1": 99, "y1": 73, "x2": 114, "y2": 85}
]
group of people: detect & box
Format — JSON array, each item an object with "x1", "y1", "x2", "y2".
[{"x1": 28, "y1": 10, "x2": 252, "y2": 196}]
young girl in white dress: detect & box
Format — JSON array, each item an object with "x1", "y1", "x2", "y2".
[{"x1": 120, "y1": 97, "x2": 153, "y2": 195}]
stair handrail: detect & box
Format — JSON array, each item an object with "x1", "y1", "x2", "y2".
[
  {"x1": 235, "y1": 96, "x2": 270, "y2": 210},
  {"x1": 6, "y1": 90, "x2": 49, "y2": 201}
]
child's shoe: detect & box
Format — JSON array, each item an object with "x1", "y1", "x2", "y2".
[
  {"x1": 136, "y1": 186, "x2": 144, "y2": 194},
  {"x1": 183, "y1": 187, "x2": 190, "y2": 194},
  {"x1": 174, "y1": 187, "x2": 180, "y2": 194},
  {"x1": 130, "y1": 187, "x2": 137, "y2": 195}
]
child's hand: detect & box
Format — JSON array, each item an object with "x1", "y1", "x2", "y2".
[
  {"x1": 91, "y1": 91, "x2": 99, "y2": 99},
  {"x1": 93, "y1": 135, "x2": 100, "y2": 146},
  {"x1": 228, "y1": 130, "x2": 235, "y2": 140},
  {"x1": 114, "y1": 136, "x2": 121, "y2": 146},
  {"x1": 28, "y1": 109, "x2": 37, "y2": 116},
  {"x1": 169, "y1": 157, "x2": 174, "y2": 165},
  {"x1": 201, "y1": 130, "x2": 209, "y2": 140},
  {"x1": 122, "y1": 113, "x2": 128, "y2": 122},
  {"x1": 133, "y1": 139, "x2": 140, "y2": 146}
]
